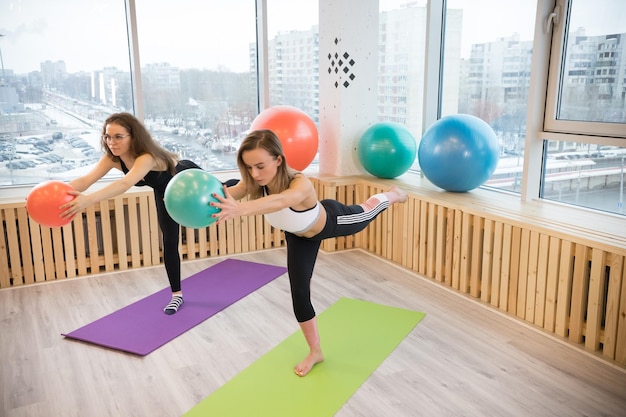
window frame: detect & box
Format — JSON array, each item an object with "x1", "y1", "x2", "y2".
[{"x1": 543, "y1": 0, "x2": 626, "y2": 139}]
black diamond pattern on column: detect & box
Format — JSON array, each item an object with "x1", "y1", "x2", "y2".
[{"x1": 326, "y1": 38, "x2": 356, "y2": 88}]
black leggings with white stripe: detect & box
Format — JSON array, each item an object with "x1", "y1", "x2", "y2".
[{"x1": 284, "y1": 195, "x2": 390, "y2": 322}]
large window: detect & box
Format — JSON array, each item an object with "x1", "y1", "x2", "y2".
[
  {"x1": 543, "y1": 140, "x2": 626, "y2": 214},
  {"x1": 1, "y1": 0, "x2": 624, "y2": 217},
  {"x1": 541, "y1": 0, "x2": 626, "y2": 215},
  {"x1": 134, "y1": 0, "x2": 257, "y2": 172},
  {"x1": 440, "y1": 0, "x2": 538, "y2": 193},
  {"x1": 0, "y1": 0, "x2": 257, "y2": 187},
  {"x1": 0, "y1": 0, "x2": 130, "y2": 186},
  {"x1": 378, "y1": 0, "x2": 428, "y2": 142},
  {"x1": 266, "y1": 0, "x2": 319, "y2": 118},
  {"x1": 545, "y1": 0, "x2": 626, "y2": 135}
]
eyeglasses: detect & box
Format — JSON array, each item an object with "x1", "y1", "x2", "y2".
[{"x1": 103, "y1": 134, "x2": 130, "y2": 142}]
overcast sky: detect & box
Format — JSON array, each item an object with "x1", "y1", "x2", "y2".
[{"x1": 1, "y1": 0, "x2": 624, "y2": 75}]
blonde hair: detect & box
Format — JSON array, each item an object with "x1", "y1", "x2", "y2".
[{"x1": 237, "y1": 129, "x2": 296, "y2": 199}]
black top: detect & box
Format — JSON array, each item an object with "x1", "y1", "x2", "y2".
[{"x1": 119, "y1": 159, "x2": 200, "y2": 194}]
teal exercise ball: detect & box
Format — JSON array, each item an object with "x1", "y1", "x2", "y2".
[
  {"x1": 418, "y1": 114, "x2": 499, "y2": 192},
  {"x1": 357, "y1": 122, "x2": 417, "y2": 179},
  {"x1": 164, "y1": 169, "x2": 225, "y2": 228}
]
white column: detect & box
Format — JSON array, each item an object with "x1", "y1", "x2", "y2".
[{"x1": 318, "y1": 0, "x2": 378, "y2": 176}]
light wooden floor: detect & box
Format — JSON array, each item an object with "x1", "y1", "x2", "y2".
[{"x1": 1, "y1": 249, "x2": 625, "y2": 417}]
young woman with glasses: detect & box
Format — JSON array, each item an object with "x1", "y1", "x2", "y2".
[{"x1": 60, "y1": 112, "x2": 235, "y2": 314}]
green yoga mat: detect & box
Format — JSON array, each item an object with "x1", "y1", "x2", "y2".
[{"x1": 184, "y1": 297, "x2": 425, "y2": 417}]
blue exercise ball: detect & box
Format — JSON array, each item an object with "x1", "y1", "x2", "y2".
[
  {"x1": 164, "y1": 169, "x2": 225, "y2": 228},
  {"x1": 418, "y1": 114, "x2": 499, "y2": 192},
  {"x1": 357, "y1": 122, "x2": 417, "y2": 179}
]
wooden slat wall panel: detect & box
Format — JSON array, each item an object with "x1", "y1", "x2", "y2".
[
  {"x1": 51, "y1": 226, "x2": 66, "y2": 279},
  {"x1": 434, "y1": 205, "x2": 445, "y2": 281},
  {"x1": 85, "y1": 205, "x2": 100, "y2": 274},
  {"x1": 0, "y1": 208, "x2": 10, "y2": 286},
  {"x1": 209, "y1": 222, "x2": 219, "y2": 256},
  {"x1": 343, "y1": 178, "x2": 624, "y2": 365},
  {"x1": 508, "y1": 227, "x2": 522, "y2": 315},
  {"x1": 225, "y1": 219, "x2": 236, "y2": 254},
  {"x1": 114, "y1": 198, "x2": 128, "y2": 270},
  {"x1": 470, "y1": 215, "x2": 483, "y2": 298},
  {"x1": 263, "y1": 215, "x2": 272, "y2": 250},
  {"x1": 451, "y1": 210, "x2": 462, "y2": 290},
  {"x1": 1, "y1": 190, "x2": 289, "y2": 286},
  {"x1": 603, "y1": 254, "x2": 624, "y2": 359},
  {"x1": 555, "y1": 240, "x2": 575, "y2": 338},
  {"x1": 424, "y1": 202, "x2": 435, "y2": 277},
  {"x1": 586, "y1": 248, "x2": 607, "y2": 351},
  {"x1": 459, "y1": 212, "x2": 471, "y2": 293},
  {"x1": 41, "y1": 225, "x2": 55, "y2": 281},
  {"x1": 233, "y1": 215, "x2": 243, "y2": 254},
  {"x1": 73, "y1": 212, "x2": 87, "y2": 276},
  {"x1": 517, "y1": 229, "x2": 531, "y2": 319},
  {"x1": 100, "y1": 200, "x2": 114, "y2": 272},
  {"x1": 444, "y1": 207, "x2": 454, "y2": 286},
  {"x1": 184, "y1": 227, "x2": 196, "y2": 260},
  {"x1": 499, "y1": 224, "x2": 512, "y2": 312},
  {"x1": 138, "y1": 195, "x2": 152, "y2": 267},
  {"x1": 489, "y1": 221, "x2": 504, "y2": 308},
  {"x1": 4, "y1": 209, "x2": 22, "y2": 285},
  {"x1": 1, "y1": 177, "x2": 625, "y2": 365},
  {"x1": 616, "y1": 263, "x2": 626, "y2": 364},
  {"x1": 525, "y1": 231, "x2": 540, "y2": 323},
  {"x1": 418, "y1": 201, "x2": 429, "y2": 276},
  {"x1": 127, "y1": 194, "x2": 142, "y2": 268},
  {"x1": 481, "y1": 219, "x2": 495, "y2": 303},
  {"x1": 197, "y1": 225, "x2": 208, "y2": 256},
  {"x1": 569, "y1": 244, "x2": 590, "y2": 344},
  {"x1": 62, "y1": 222, "x2": 77, "y2": 278},
  {"x1": 17, "y1": 208, "x2": 34, "y2": 282},
  {"x1": 543, "y1": 236, "x2": 562, "y2": 332},
  {"x1": 534, "y1": 234, "x2": 551, "y2": 328},
  {"x1": 411, "y1": 198, "x2": 422, "y2": 275}
]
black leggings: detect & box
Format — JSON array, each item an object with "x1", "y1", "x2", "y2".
[
  {"x1": 154, "y1": 160, "x2": 239, "y2": 293},
  {"x1": 154, "y1": 189, "x2": 183, "y2": 292},
  {"x1": 285, "y1": 197, "x2": 389, "y2": 322}
]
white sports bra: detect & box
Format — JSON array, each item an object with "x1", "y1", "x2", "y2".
[{"x1": 263, "y1": 187, "x2": 321, "y2": 234}]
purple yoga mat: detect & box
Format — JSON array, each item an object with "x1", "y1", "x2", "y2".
[{"x1": 62, "y1": 259, "x2": 287, "y2": 355}]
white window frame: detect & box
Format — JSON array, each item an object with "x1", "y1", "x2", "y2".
[
  {"x1": 543, "y1": 0, "x2": 626, "y2": 139},
  {"x1": 521, "y1": 0, "x2": 626, "y2": 201}
]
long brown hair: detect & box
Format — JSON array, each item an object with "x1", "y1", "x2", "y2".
[
  {"x1": 237, "y1": 129, "x2": 297, "y2": 199},
  {"x1": 100, "y1": 112, "x2": 178, "y2": 175}
]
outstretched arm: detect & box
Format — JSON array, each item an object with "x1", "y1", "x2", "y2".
[
  {"x1": 212, "y1": 174, "x2": 315, "y2": 224},
  {"x1": 60, "y1": 154, "x2": 158, "y2": 218}
]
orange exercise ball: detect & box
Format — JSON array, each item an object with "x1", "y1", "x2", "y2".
[
  {"x1": 26, "y1": 181, "x2": 76, "y2": 227},
  {"x1": 250, "y1": 105, "x2": 319, "y2": 171}
]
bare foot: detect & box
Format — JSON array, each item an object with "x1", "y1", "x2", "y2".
[
  {"x1": 388, "y1": 186, "x2": 408, "y2": 204},
  {"x1": 294, "y1": 349, "x2": 324, "y2": 377}
]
